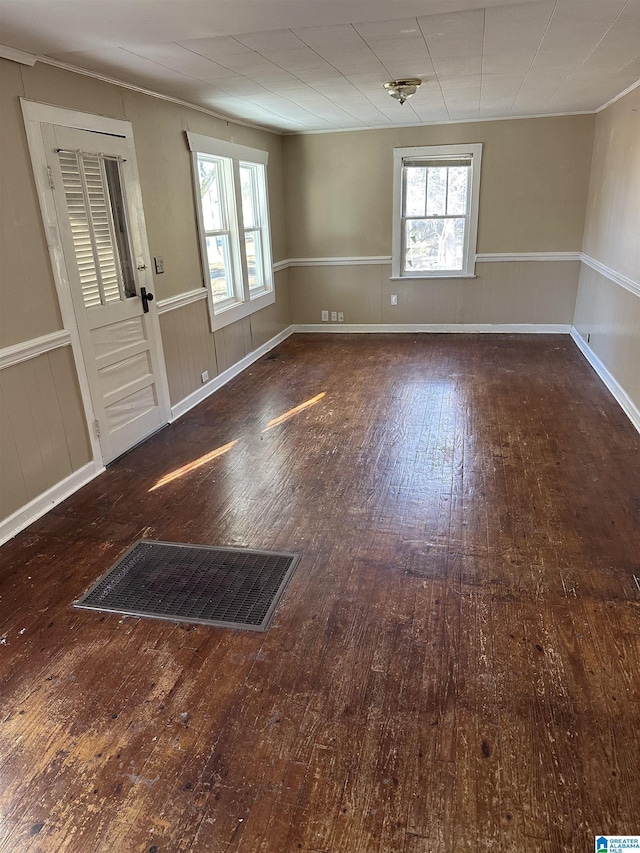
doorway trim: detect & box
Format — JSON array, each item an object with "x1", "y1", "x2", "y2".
[{"x1": 21, "y1": 99, "x2": 170, "y2": 468}]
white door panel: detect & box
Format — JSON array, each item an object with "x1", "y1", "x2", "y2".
[{"x1": 41, "y1": 122, "x2": 169, "y2": 463}]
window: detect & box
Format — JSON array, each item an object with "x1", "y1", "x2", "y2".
[
  {"x1": 187, "y1": 132, "x2": 274, "y2": 330},
  {"x1": 392, "y1": 143, "x2": 482, "y2": 279}
]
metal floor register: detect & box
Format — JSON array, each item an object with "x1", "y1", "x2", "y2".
[{"x1": 74, "y1": 540, "x2": 300, "y2": 631}]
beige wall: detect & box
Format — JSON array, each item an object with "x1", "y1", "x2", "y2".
[
  {"x1": 0, "y1": 346, "x2": 91, "y2": 520},
  {"x1": 0, "y1": 57, "x2": 291, "y2": 531},
  {"x1": 574, "y1": 86, "x2": 640, "y2": 419},
  {"x1": 283, "y1": 115, "x2": 595, "y2": 258},
  {"x1": 582, "y1": 87, "x2": 640, "y2": 282},
  {"x1": 290, "y1": 260, "x2": 580, "y2": 326},
  {"x1": 284, "y1": 114, "x2": 594, "y2": 328},
  {"x1": 574, "y1": 265, "x2": 640, "y2": 410},
  {"x1": 0, "y1": 61, "x2": 63, "y2": 347}
]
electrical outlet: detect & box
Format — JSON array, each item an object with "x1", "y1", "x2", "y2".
[
  {"x1": 321, "y1": 310, "x2": 329, "y2": 322},
  {"x1": 154, "y1": 256, "x2": 165, "y2": 274},
  {"x1": 391, "y1": 294, "x2": 398, "y2": 305},
  {"x1": 201, "y1": 370, "x2": 209, "y2": 384},
  {"x1": 331, "y1": 311, "x2": 337, "y2": 322},
  {"x1": 338, "y1": 312, "x2": 344, "y2": 322}
]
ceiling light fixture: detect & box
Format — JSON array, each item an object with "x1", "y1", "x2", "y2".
[{"x1": 383, "y1": 78, "x2": 422, "y2": 105}]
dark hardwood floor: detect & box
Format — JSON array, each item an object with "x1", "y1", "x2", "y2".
[{"x1": 1, "y1": 333, "x2": 639, "y2": 853}]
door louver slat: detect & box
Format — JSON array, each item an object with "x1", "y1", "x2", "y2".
[{"x1": 59, "y1": 151, "x2": 129, "y2": 309}]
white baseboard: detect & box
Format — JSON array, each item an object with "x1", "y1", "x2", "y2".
[
  {"x1": 0, "y1": 461, "x2": 105, "y2": 546},
  {"x1": 570, "y1": 327, "x2": 640, "y2": 434},
  {"x1": 170, "y1": 325, "x2": 295, "y2": 421},
  {"x1": 293, "y1": 323, "x2": 572, "y2": 334}
]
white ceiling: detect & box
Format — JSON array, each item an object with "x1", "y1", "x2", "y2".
[{"x1": 1, "y1": 0, "x2": 639, "y2": 133}]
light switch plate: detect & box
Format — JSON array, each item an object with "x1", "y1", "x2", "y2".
[{"x1": 154, "y1": 256, "x2": 165, "y2": 274}]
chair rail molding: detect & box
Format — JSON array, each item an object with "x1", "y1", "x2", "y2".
[
  {"x1": 0, "y1": 329, "x2": 72, "y2": 370},
  {"x1": 156, "y1": 288, "x2": 208, "y2": 315},
  {"x1": 580, "y1": 254, "x2": 640, "y2": 298}
]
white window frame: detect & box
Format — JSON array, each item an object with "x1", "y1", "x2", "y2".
[
  {"x1": 392, "y1": 143, "x2": 482, "y2": 280},
  {"x1": 187, "y1": 132, "x2": 274, "y2": 331}
]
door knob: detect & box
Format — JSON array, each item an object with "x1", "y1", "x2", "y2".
[{"x1": 140, "y1": 287, "x2": 154, "y2": 313}]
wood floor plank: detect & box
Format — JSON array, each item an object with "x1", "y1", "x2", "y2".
[{"x1": 1, "y1": 333, "x2": 639, "y2": 852}]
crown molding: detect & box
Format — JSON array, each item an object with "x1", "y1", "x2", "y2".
[
  {"x1": 0, "y1": 43, "x2": 37, "y2": 66},
  {"x1": 35, "y1": 56, "x2": 284, "y2": 136},
  {"x1": 596, "y1": 78, "x2": 640, "y2": 113},
  {"x1": 288, "y1": 110, "x2": 596, "y2": 136}
]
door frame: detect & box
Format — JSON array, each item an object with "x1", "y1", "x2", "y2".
[{"x1": 21, "y1": 99, "x2": 171, "y2": 467}]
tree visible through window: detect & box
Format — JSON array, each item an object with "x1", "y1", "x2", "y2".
[{"x1": 404, "y1": 163, "x2": 469, "y2": 272}]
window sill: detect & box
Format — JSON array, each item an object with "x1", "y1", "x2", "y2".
[
  {"x1": 390, "y1": 274, "x2": 477, "y2": 281},
  {"x1": 208, "y1": 288, "x2": 275, "y2": 332}
]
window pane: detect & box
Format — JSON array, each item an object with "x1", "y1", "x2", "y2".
[
  {"x1": 245, "y1": 230, "x2": 264, "y2": 291},
  {"x1": 404, "y1": 167, "x2": 426, "y2": 216},
  {"x1": 404, "y1": 217, "x2": 466, "y2": 272},
  {"x1": 206, "y1": 235, "x2": 234, "y2": 302},
  {"x1": 426, "y1": 167, "x2": 448, "y2": 216},
  {"x1": 198, "y1": 158, "x2": 224, "y2": 232},
  {"x1": 446, "y1": 166, "x2": 469, "y2": 216},
  {"x1": 240, "y1": 164, "x2": 257, "y2": 228},
  {"x1": 104, "y1": 158, "x2": 136, "y2": 299}
]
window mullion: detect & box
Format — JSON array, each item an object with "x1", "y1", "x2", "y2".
[
  {"x1": 423, "y1": 167, "x2": 429, "y2": 218},
  {"x1": 403, "y1": 214, "x2": 467, "y2": 222},
  {"x1": 231, "y1": 159, "x2": 250, "y2": 304},
  {"x1": 444, "y1": 167, "x2": 450, "y2": 217}
]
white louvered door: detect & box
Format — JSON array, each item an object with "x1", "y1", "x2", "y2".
[{"x1": 43, "y1": 123, "x2": 169, "y2": 463}]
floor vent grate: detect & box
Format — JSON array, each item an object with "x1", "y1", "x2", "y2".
[{"x1": 74, "y1": 540, "x2": 300, "y2": 631}]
